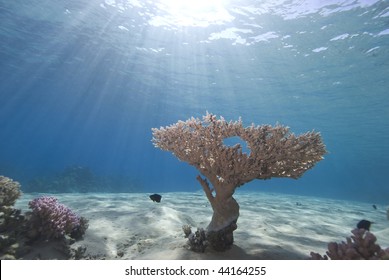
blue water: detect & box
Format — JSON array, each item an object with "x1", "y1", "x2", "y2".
[{"x1": 0, "y1": 0, "x2": 388, "y2": 202}]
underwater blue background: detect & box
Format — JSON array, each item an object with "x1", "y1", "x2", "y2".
[{"x1": 0, "y1": 0, "x2": 388, "y2": 202}]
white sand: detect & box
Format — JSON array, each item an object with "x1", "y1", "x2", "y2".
[{"x1": 14, "y1": 191, "x2": 389, "y2": 260}]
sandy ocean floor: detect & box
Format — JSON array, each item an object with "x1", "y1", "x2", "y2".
[{"x1": 14, "y1": 191, "x2": 389, "y2": 260}]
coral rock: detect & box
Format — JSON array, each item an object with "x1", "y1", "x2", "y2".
[
  {"x1": 182, "y1": 225, "x2": 208, "y2": 253},
  {"x1": 0, "y1": 176, "x2": 22, "y2": 208}
]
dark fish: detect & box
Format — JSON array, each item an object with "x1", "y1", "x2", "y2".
[
  {"x1": 357, "y1": 219, "x2": 373, "y2": 231},
  {"x1": 372, "y1": 204, "x2": 377, "y2": 210},
  {"x1": 149, "y1": 194, "x2": 162, "y2": 203}
]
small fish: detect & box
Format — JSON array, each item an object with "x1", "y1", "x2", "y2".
[
  {"x1": 357, "y1": 219, "x2": 373, "y2": 231},
  {"x1": 372, "y1": 204, "x2": 377, "y2": 210},
  {"x1": 149, "y1": 193, "x2": 162, "y2": 203}
]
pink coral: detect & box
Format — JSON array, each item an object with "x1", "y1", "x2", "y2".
[
  {"x1": 28, "y1": 196, "x2": 82, "y2": 239},
  {"x1": 153, "y1": 113, "x2": 326, "y2": 251},
  {"x1": 311, "y1": 228, "x2": 389, "y2": 260}
]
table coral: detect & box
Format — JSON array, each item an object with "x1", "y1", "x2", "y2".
[{"x1": 152, "y1": 112, "x2": 326, "y2": 251}]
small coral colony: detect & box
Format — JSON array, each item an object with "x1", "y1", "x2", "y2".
[
  {"x1": 1, "y1": 113, "x2": 388, "y2": 259},
  {"x1": 1, "y1": 176, "x2": 88, "y2": 259}
]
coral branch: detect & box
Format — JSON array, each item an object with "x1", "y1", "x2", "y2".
[{"x1": 311, "y1": 228, "x2": 389, "y2": 260}]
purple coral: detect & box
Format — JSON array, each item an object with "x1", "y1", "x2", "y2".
[{"x1": 28, "y1": 196, "x2": 82, "y2": 239}]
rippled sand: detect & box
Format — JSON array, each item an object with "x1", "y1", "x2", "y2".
[{"x1": 14, "y1": 191, "x2": 389, "y2": 260}]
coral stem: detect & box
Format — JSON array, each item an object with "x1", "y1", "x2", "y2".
[{"x1": 196, "y1": 175, "x2": 215, "y2": 209}]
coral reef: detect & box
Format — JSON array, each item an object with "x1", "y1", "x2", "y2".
[
  {"x1": 28, "y1": 196, "x2": 88, "y2": 240},
  {"x1": 152, "y1": 112, "x2": 326, "y2": 251},
  {"x1": 26, "y1": 166, "x2": 96, "y2": 193},
  {"x1": 0, "y1": 206, "x2": 26, "y2": 259},
  {"x1": 310, "y1": 228, "x2": 389, "y2": 260},
  {"x1": 25, "y1": 165, "x2": 141, "y2": 193},
  {"x1": 0, "y1": 175, "x2": 89, "y2": 259},
  {"x1": 0, "y1": 176, "x2": 25, "y2": 259},
  {"x1": 182, "y1": 225, "x2": 208, "y2": 253}
]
